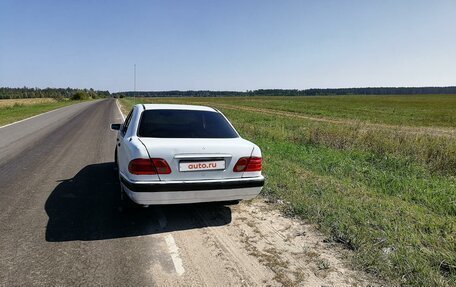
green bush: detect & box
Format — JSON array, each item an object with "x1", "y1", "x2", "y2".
[{"x1": 71, "y1": 91, "x2": 90, "y2": 101}]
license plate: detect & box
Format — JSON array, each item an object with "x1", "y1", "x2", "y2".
[{"x1": 179, "y1": 160, "x2": 225, "y2": 172}]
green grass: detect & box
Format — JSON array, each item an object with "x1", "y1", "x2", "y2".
[
  {"x1": 127, "y1": 94, "x2": 456, "y2": 127},
  {"x1": 121, "y1": 96, "x2": 456, "y2": 286},
  {"x1": 0, "y1": 99, "x2": 83, "y2": 126},
  {"x1": 122, "y1": 97, "x2": 456, "y2": 175}
]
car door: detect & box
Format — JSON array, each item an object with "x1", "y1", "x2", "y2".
[{"x1": 117, "y1": 109, "x2": 134, "y2": 175}]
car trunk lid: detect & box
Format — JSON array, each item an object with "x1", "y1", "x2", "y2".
[{"x1": 138, "y1": 137, "x2": 254, "y2": 181}]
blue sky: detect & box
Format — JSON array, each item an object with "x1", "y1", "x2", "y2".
[{"x1": 1, "y1": 0, "x2": 455, "y2": 92}]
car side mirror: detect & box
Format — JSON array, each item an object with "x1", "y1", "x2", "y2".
[{"x1": 110, "y1": 123, "x2": 121, "y2": 131}]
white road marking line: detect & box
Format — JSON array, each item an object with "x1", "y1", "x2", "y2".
[
  {"x1": 165, "y1": 234, "x2": 185, "y2": 276},
  {"x1": 116, "y1": 99, "x2": 125, "y2": 121},
  {"x1": 156, "y1": 208, "x2": 185, "y2": 275}
]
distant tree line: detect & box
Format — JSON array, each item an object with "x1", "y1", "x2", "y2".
[
  {"x1": 114, "y1": 90, "x2": 244, "y2": 98},
  {"x1": 0, "y1": 87, "x2": 110, "y2": 99},
  {"x1": 114, "y1": 86, "x2": 456, "y2": 98},
  {"x1": 3, "y1": 86, "x2": 456, "y2": 100}
]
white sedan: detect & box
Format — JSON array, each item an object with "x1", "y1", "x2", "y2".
[{"x1": 111, "y1": 104, "x2": 264, "y2": 206}]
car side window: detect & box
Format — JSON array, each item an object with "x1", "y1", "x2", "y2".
[{"x1": 120, "y1": 110, "x2": 133, "y2": 137}]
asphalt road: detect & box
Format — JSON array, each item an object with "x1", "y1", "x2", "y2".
[{"x1": 0, "y1": 99, "x2": 236, "y2": 286}]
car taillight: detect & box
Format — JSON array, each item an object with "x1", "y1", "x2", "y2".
[
  {"x1": 128, "y1": 158, "x2": 171, "y2": 175},
  {"x1": 245, "y1": 157, "x2": 262, "y2": 171},
  {"x1": 233, "y1": 157, "x2": 262, "y2": 172},
  {"x1": 151, "y1": 158, "x2": 172, "y2": 174}
]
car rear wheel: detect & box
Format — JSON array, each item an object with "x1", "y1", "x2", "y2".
[
  {"x1": 118, "y1": 184, "x2": 136, "y2": 212},
  {"x1": 118, "y1": 175, "x2": 142, "y2": 211},
  {"x1": 220, "y1": 200, "x2": 240, "y2": 205},
  {"x1": 114, "y1": 147, "x2": 118, "y2": 171}
]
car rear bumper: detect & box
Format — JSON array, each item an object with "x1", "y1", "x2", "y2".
[{"x1": 120, "y1": 176, "x2": 264, "y2": 205}]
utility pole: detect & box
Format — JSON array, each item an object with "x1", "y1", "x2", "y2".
[{"x1": 134, "y1": 64, "x2": 136, "y2": 102}]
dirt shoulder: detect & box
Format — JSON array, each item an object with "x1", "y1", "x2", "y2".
[{"x1": 153, "y1": 199, "x2": 383, "y2": 286}]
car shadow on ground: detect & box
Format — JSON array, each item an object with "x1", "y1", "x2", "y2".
[{"x1": 45, "y1": 162, "x2": 232, "y2": 242}]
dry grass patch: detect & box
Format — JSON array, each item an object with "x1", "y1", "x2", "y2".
[{"x1": 0, "y1": 98, "x2": 57, "y2": 108}]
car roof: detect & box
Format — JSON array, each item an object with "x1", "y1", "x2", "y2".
[{"x1": 139, "y1": 104, "x2": 217, "y2": 112}]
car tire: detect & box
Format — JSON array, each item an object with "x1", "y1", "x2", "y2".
[
  {"x1": 114, "y1": 147, "x2": 118, "y2": 171},
  {"x1": 221, "y1": 200, "x2": 240, "y2": 205},
  {"x1": 118, "y1": 180, "x2": 138, "y2": 212}
]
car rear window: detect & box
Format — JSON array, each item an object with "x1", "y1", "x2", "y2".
[{"x1": 137, "y1": 109, "x2": 239, "y2": 138}]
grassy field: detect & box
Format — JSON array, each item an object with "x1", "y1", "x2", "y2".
[
  {"x1": 120, "y1": 95, "x2": 456, "y2": 287},
  {"x1": 142, "y1": 94, "x2": 456, "y2": 127},
  {"x1": 0, "y1": 98, "x2": 82, "y2": 126}
]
